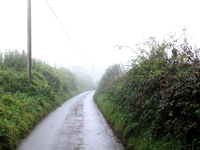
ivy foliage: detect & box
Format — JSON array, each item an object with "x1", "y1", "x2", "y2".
[{"x1": 96, "y1": 33, "x2": 200, "y2": 149}]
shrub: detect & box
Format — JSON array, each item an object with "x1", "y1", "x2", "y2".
[
  {"x1": 95, "y1": 33, "x2": 200, "y2": 149},
  {"x1": 0, "y1": 50, "x2": 94, "y2": 149}
]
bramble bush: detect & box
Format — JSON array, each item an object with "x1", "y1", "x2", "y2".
[{"x1": 95, "y1": 32, "x2": 200, "y2": 149}]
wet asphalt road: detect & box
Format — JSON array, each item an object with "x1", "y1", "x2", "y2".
[{"x1": 17, "y1": 91, "x2": 124, "y2": 150}]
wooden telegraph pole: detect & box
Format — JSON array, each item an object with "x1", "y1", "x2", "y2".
[
  {"x1": 27, "y1": 0, "x2": 32, "y2": 82},
  {"x1": 93, "y1": 61, "x2": 94, "y2": 83}
]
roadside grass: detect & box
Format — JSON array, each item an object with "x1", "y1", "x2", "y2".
[
  {"x1": 0, "y1": 93, "x2": 53, "y2": 150},
  {"x1": 94, "y1": 92, "x2": 179, "y2": 150},
  {"x1": 0, "y1": 50, "x2": 95, "y2": 150},
  {"x1": 94, "y1": 94, "x2": 126, "y2": 139},
  {"x1": 128, "y1": 130, "x2": 178, "y2": 150},
  {"x1": 0, "y1": 81, "x2": 79, "y2": 150}
]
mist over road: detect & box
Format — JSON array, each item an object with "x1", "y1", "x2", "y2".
[{"x1": 17, "y1": 91, "x2": 124, "y2": 150}]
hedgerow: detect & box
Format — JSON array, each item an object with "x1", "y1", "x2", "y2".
[
  {"x1": 0, "y1": 50, "x2": 94, "y2": 150},
  {"x1": 95, "y1": 32, "x2": 200, "y2": 149}
]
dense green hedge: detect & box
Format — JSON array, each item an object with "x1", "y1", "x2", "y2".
[
  {"x1": 0, "y1": 50, "x2": 94, "y2": 150},
  {"x1": 95, "y1": 34, "x2": 200, "y2": 149},
  {"x1": 94, "y1": 92, "x2": 178, "y2": 150}
]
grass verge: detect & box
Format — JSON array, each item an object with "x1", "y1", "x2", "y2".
[{"x1": 94, "y1": 92, "x2": 179, "y2": 150}]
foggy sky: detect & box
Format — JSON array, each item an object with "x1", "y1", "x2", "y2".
[{"x1": 0, "y1": 0, "x2": 200, "y2": 81}]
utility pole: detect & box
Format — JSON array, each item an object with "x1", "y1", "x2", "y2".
[
  {"x1": 27, "y1": 0, "x2": 32, "y2": 82},
  {"x1": 93, "y1": 62, "x2": 94, "y2": 83}
]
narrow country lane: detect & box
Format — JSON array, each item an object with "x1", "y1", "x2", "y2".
[{"x1": 17, "y1": 91, "x2": 124, "y2": 150}]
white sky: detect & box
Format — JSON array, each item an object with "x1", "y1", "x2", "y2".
[{"x1": 0, "y1": 0, "x2": 200, "y2": 80}]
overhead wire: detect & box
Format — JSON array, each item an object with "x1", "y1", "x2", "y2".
[
  {"x1": 45, "y1": 0, "x2": 92, "y2": 64},
  {"x1": 45, "y1": 0, "x2": 109, "y2": 82}
]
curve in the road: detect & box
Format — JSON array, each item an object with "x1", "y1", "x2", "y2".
[{"x1": 17, "y1": 91, "x2": 124, "y2": 150}]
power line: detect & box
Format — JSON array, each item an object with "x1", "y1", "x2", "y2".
[
  {"x1": 45, "y1": 0, "x2": 106, "y2": 82},
  {"x1": 45, "y1": 0, "x2": 92, "y2": 64}
]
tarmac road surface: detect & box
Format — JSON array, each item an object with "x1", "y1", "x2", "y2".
[{"x1": 17, "y1": 91, "x2": 124, "y2": 150}]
